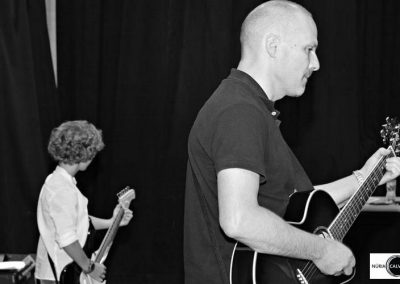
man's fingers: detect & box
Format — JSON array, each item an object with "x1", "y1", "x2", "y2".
[
  {"x1": 343, "y1": 266, "x2": 353, "y2": 276},
  {"x1": 376, "y1": 147, "x2": 390, "y2": 156},
  {"x1": 343, "y1": 257, "x2": 355, "y2": 276},
  {"x1": 387, "y1": 159, "x2": 400, "y2": 171}
]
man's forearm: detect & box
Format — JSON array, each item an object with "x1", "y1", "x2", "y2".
[
  {"x1": 228, "y1": 205, "x2": 328, "y2": 262},
  {"x1": 315, "y1": 174, "x2": 359, "y2": 206}
]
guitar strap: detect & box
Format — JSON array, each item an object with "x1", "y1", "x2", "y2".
[{"x1": 47, "y1": 253, "x2": 60, "y2": 284}]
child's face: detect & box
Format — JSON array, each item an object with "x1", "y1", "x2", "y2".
[{"x1": 79, "y1": 160, "x2": 92, "y2": 171}]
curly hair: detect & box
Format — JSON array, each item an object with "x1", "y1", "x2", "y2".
[{"x1": 48, "y1": 120, "x2": 105, "y2": 165}]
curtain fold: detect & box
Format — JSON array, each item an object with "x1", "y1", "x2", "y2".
[
  {"x1": 0, "y1": 0, "x2": 57, "y2": 252},
  {"x1": 45, "y1": 0, "x2": 57, "y2": 85}
]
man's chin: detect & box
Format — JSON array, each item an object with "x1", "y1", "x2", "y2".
[
  {"x1": 297, "y1": 83, "x2": 308, "y2": 96},
  {"x1": 288, "y1": 88, "x2": 306, "y2": 98}
]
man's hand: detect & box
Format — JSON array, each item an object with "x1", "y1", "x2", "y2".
[
  {"x1": 359, "y1": 148, "x2": 400, "y2": 185},
  {"x1": 313, "y1": 238, "x2": 355, "y2": 276}
]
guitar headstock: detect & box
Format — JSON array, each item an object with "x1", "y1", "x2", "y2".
[
  {"x1": 117, "y1": 186, "x2": 136, "y2": 208},
  {"x1": 380, "y1": 116, "x2": 400, "y2": 155}
]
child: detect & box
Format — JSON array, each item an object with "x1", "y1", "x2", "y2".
[{"x1": 35, "y1": 120, "x2": 133, "y2": 284}]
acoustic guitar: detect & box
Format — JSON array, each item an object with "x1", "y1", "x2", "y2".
[
  {"x1": 60, "y1": 186, "x2": 135, "y2": 284},
  {"x1": 230, "y1": 118, "x2": 400, "y2": 284}
]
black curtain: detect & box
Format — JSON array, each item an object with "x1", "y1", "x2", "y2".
[
  {"x1": 2, "y1": 0, "x2": 400, "y2": 283},
  {"x1": 0, "y1": 0, "x2": 57, "y2": 253}
]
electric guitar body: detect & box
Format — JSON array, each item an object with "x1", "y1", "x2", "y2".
[
  {"x1": 58, "y1": 218, "x2": 97, "y2": 283},
  {"x1": 59, "y1": 261, "x2": 92, "y2": 284},
  {"x1": 59, "y1": 187, "x2": 135, "y2": 284}
]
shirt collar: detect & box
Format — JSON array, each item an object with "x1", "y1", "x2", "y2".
[
  {"x1": 229, "y1": 68, "x2": 281, "y2": 120},
  {"x1": 55, "y1": 165, "x2": 77, "y2": 185}
]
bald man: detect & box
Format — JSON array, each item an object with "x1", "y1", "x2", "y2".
[{"x1": 184, "y1": 1, "x2": 400, "y2": 283}]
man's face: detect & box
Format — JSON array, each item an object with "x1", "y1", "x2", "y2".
[{"x1": 276, "y1": 15, "x2": 320, "y2": 97}]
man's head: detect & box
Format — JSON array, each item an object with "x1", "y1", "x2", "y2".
[{"x1": 238, "y1": 0, "x2": 320, "y2": 101}]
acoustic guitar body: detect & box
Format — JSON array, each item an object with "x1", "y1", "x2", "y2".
[{"x1": 230, "y1": 190, "x2": 354, "y2": 284}]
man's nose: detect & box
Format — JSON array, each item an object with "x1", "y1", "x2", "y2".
[{"x1": 310, "y1": 51, "x2": 320, "y2": 71}]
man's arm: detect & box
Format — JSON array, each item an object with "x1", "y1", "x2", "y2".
[
  {"x1": 218, "y1": 168, "x2": 355, "y2": 276},
  {"x1": 316, "y1": 148, "x2": 400, "y2": 207},
  {"x1": 315, "y1": 175, "x2": 359, "y2": 207}
]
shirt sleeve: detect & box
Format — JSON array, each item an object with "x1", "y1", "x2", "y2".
[
  {"x1": 211, "y1": 103, "x2": 268, "y2": 183},
  {"x1": 48, "y1": 187, "x2": 79, "y2": 248}
]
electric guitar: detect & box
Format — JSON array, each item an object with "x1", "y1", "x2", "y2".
[
  {"x1": 230, "y1": 118, "x2": 400, "y2": 284},
  {"x1": 60, "y1": 186, "x2": 136, "y2": 284}
]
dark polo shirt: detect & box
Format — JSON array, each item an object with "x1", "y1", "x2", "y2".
[{"x1": 184, "y1": 69, "x2": 313, "y2": 284}]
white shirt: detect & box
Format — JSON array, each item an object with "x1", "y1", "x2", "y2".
[{"x1": 35, "y1": 166, "x2": 90, "y2": 280}]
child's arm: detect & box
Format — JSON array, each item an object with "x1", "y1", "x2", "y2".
[
  {"x1": 89, "y1": 216, "x2": 111, "y2": 230},
  {"x1": 63, "y1": 240, "x2": 106, "y2": 282},
  {"x1": 90, "y1": 205, "x2": 133, "y2": 230}
]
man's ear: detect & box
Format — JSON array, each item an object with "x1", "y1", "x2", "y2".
[{"x1": 265, "y1": 33, "x2": 280, "y2": 58}]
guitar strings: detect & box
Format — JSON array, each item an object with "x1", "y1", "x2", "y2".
[
  {"x1": 329, "y1": 154, "x2": 388, "y2": 240},
  {"x1": 300, "y1": 150, "x2": 393, "y2": 282},
  {"x1": 305, "y1": 157, "x2": 387, "y2": 281}
]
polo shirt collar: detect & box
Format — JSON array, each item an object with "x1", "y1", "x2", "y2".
[{"x1": 229, "y1": 68, "x2": 280, "y2": 120}]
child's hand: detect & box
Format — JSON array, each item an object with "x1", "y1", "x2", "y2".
[
  {"x1": 88, "y1": 262, "x2": 107, "y2": 282},
  {"x1": 112, "y1": 204, "x2": 133, "y2": 226}
]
